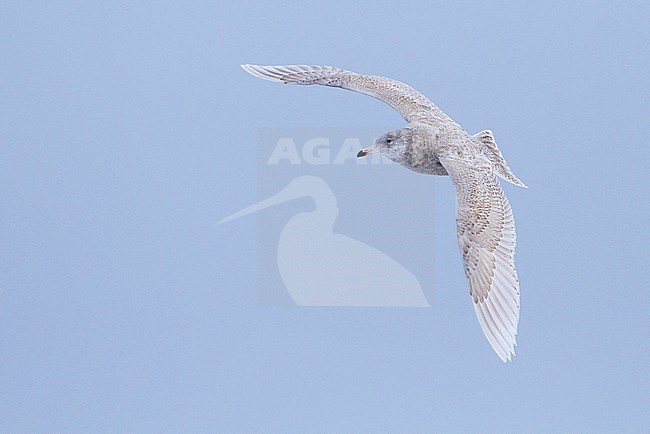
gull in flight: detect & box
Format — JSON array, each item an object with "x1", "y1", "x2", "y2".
[{"x1": 242, "y1": 64, "x2": 526, "y2": 362}]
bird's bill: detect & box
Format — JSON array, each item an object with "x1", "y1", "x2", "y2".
[{"x1": 356, "y1": 146, "x2": 379, "y2": 158}]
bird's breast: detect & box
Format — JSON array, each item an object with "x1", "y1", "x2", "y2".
[{"x1": 405, "y1": 135, "x2": 449, "y2": 176}]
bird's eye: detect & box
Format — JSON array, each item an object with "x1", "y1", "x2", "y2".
[{"x1": 386, "y1": 138, "x2": 393, "y2": 144}]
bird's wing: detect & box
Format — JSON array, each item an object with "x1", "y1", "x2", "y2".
[
  {"x1": 439, "y1": 155, "x2": 520, "y2": 362},
  {"x1": 241, "y1": 64, "x2": 451, "y2": 125}
]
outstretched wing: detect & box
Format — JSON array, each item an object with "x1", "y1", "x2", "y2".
[
  {"x1": 440, "y1": 155, "x2": 521, "y2": 362},
  {"x1": 241, "y1": 64, "x2": 453, "y2": 126}
]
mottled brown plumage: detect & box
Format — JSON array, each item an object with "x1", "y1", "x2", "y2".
[{"x1": 242, "y1": 64, "x2": 526, "y2": 361}]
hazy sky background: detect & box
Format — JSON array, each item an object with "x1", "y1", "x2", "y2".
[{"x1": 2, "y1": 1, "x2": 649, "y2": 432}]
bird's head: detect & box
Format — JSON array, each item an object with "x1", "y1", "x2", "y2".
[{"x1": 357, "y1": 128, "x2": 412, "y2": 164}]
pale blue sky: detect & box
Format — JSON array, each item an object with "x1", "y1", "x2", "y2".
[{"x1": 1, "y1": 1, "x2": 649, "y2": 432}]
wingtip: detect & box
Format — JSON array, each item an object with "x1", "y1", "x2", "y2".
[
  {"x1": 475, "y1": 297, "x2": 519, "y2": 363},
  {"x1": 500, "y1": 349, "x2": 515, "y2": 363},
  {"x1": 241, "y1": 64, "x2": 252, "y2": 76},
  {"x1": 241, "y1": 64, "x2": 256, "y2": 74},
  {"x1": 504, "y1": 340, "x2": 517, "y2": 362},
  {"x1": 240, "y1": 64, "x2": 286, "y2": 83}
]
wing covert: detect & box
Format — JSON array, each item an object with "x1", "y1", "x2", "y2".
[{"x1": 440, "y1": 156, "x2": 521, "y2": 362}]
